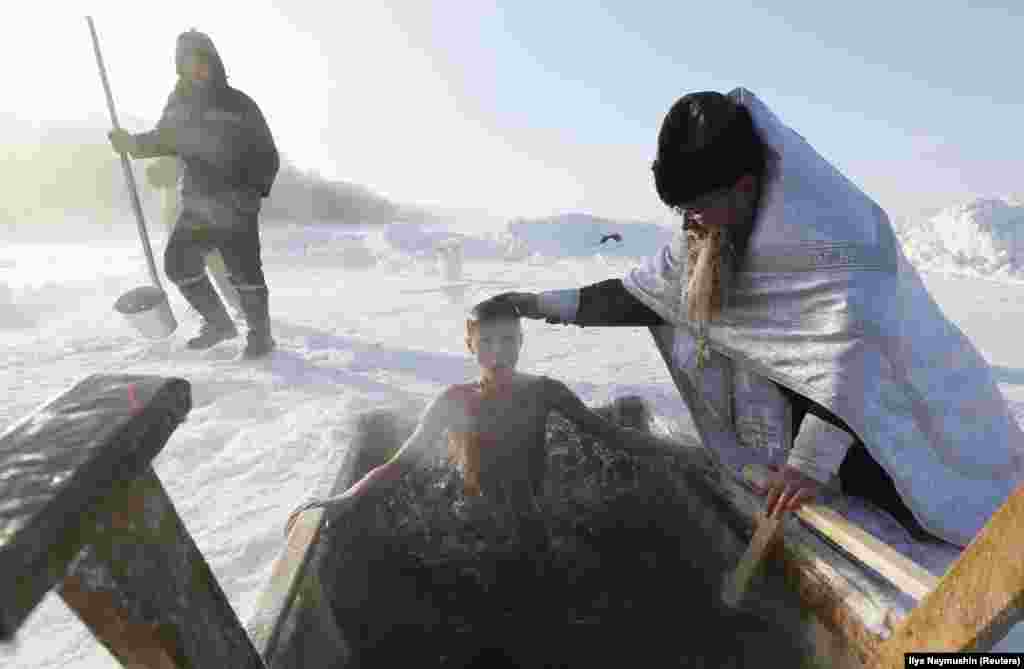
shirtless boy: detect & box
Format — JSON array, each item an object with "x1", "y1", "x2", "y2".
[{"x1": 286, "y1": 297, "x2": 669, "y2": 535}]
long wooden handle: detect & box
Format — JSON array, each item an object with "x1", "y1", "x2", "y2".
[
  {"x1": 86, "y1": 16, "x2": 165, "y2": 293},
  {"x1": 742, "y1": 464, "x2": 939, "y2": 601},
  {"x1": 722, "y1": 510, "x2": 783, "y2": 608}
]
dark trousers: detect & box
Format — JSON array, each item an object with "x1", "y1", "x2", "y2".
[
  {"x1": 164, "y1": 193, "x2": 267, "y2": 289},
  {"x1": 784, "y1": 387, "x2": 936, "y2": 541}
]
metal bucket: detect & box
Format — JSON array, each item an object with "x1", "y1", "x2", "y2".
[{"x1": 114, "y1": 285, "x2": 178, "y2": 339}]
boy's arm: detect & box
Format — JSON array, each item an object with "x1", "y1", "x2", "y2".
[
  {"x1": 543, "y1": 378, "x2": 669, "y2": 456},
  {"x1": 285, "y1": 393, "x2": 456, "y2": 535},
  {"x1": 348, "y1": 393, "x2": 456, "y2": 492}
]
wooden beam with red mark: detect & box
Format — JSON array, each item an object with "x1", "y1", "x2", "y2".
[{"x1": 0, "y1": 374, "x2": 267, "y2": 668}]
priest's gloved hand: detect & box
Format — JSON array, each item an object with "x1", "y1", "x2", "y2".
[
  {"x1": 488, "y1": 292, "x2": 545, "y2": 320},
  {"x1": 754, "y1": 464, "x2": 822, "y2": 518},
  {"x1": 108, "y1": 128, "x2": 138, "y2": 156}
]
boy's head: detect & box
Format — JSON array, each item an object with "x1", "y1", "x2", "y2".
[{"x1": 466, "y1": 298, "x2": 523, "y2": 373}]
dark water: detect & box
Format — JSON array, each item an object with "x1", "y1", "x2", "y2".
[{"x1": 324, "y1": 410, "x2": 812, "y2": 668}]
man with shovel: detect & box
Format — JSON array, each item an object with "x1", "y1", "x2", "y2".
[
  {"x1": 108, "y1": 29, "x2": 279, "y2": 359},
  {"x1": 489, "y1": 89, "x2": 1024, "y2": 550}
]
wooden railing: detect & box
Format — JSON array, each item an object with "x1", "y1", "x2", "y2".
[
  {"x1": 0, "y1": 374, "x2": 267, "y2": 667},
  {"x1": 0, "y1": 373, "x2": 364, "y2": 668}
]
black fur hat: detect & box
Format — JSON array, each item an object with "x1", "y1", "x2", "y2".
[{"x1": 651, "y1": 92, "x2": 765, "y2": 209}]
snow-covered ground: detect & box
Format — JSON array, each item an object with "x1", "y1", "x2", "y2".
[
  {"x1": 3, "y1": 209, "x2": 1024, "y2": 666},
  {"x1": 895, "y1": 196, "x2": 1024, "y2": 281}
]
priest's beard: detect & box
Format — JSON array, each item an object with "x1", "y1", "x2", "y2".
[
  {"x1": 683, "y1": 191, "x2": 756, "y2": 327},
  {"x1": 685, "y1": 223, "x2": 729, "y2": 326}
]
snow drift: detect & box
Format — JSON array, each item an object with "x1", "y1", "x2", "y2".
[{"x1": 896, "y1": 196, "x2": 1024, "y2": 280}]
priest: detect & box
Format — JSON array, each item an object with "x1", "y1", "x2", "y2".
[{"x1": 491, "y1": 88, "x2": 1024, "y2": 547}]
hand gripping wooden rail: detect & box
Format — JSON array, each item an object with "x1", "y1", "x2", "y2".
[
  {"x1": 741, "y1": 464, "x2": 939, "y2": 602},
  {"x1": 741, "y1": 463, "x2": 1024, "y2": 666}
]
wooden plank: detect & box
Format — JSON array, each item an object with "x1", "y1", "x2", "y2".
[
  {"x1": 246, "y1": 508, "x2": 325, "y2": 657},
  {"x1": 59, "y1": 466, "x2": 265, "y2": 668},
  {"x1": 743, "y1": 464, "x2": 940, "y2": 602},
  {"x1": 246, "y1": 409, "x2": 386, "y2": 668},
  {"x1": 60, "y1": 572, "x2": 181, "y2": 669},
  {"x1": 875, "y1": 482, "x2": 1024, "y2": 665},
  {"x1": 0, "y1": 374, "x2": 190, "y2": 641},
  {"x1": 254, "y1": 406, "x2": 429, "y2": 667}
]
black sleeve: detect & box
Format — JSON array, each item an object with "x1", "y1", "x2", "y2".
[
  {"x1": 775, "y1": 382, "x2": 858, "y2": 440},
  {"x1": 239, "y1": 96, "x2": 279, "y2": 197},
  {"x1": 574, "y1": 279, "x2": 666, "y2": 327}
]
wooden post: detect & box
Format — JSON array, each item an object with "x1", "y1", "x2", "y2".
[
  {"x1": 58, "y1": 466, "x2": 266, "y2": 668},
  {"x1": 874, "y1": 482, "x2": 1024, "y2": 666},
  {"x1": 0, "y1": 374, "x2": 265, "y2": 668}
]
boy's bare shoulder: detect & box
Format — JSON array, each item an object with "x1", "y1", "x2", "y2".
[
  {"x1": 439, "y1": 383, "x2": 480, "y2": 405},
  {"x1": 437, "y1": 383, "x2": 482, "y2": 415},
  {"x1": 419, "y1": 385, "x2": 475, "y2": 430}
]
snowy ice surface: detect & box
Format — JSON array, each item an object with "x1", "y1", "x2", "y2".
[
  {"x1": 896, "y1": 196, "x2": 1024, "y2": 281},
  {"x1": 3, "y1": 212, "x2": 1024, "y2": 665}
]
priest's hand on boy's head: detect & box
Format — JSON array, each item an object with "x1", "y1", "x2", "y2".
[
  {"x1": 755, "y1": 464, "x2": 822, "y2": 518},
  {"x1": 485, "y1": 292, "x2": 543, "y2": 320}
]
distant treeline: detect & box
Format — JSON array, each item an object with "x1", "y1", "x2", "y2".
[{"x1": 1, "y1": 123, "x2": 420, "y2": 228}]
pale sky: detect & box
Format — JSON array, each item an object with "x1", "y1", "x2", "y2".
[{"x1": 7, "y1": 1, "x2": 1023, "y2": 223}]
